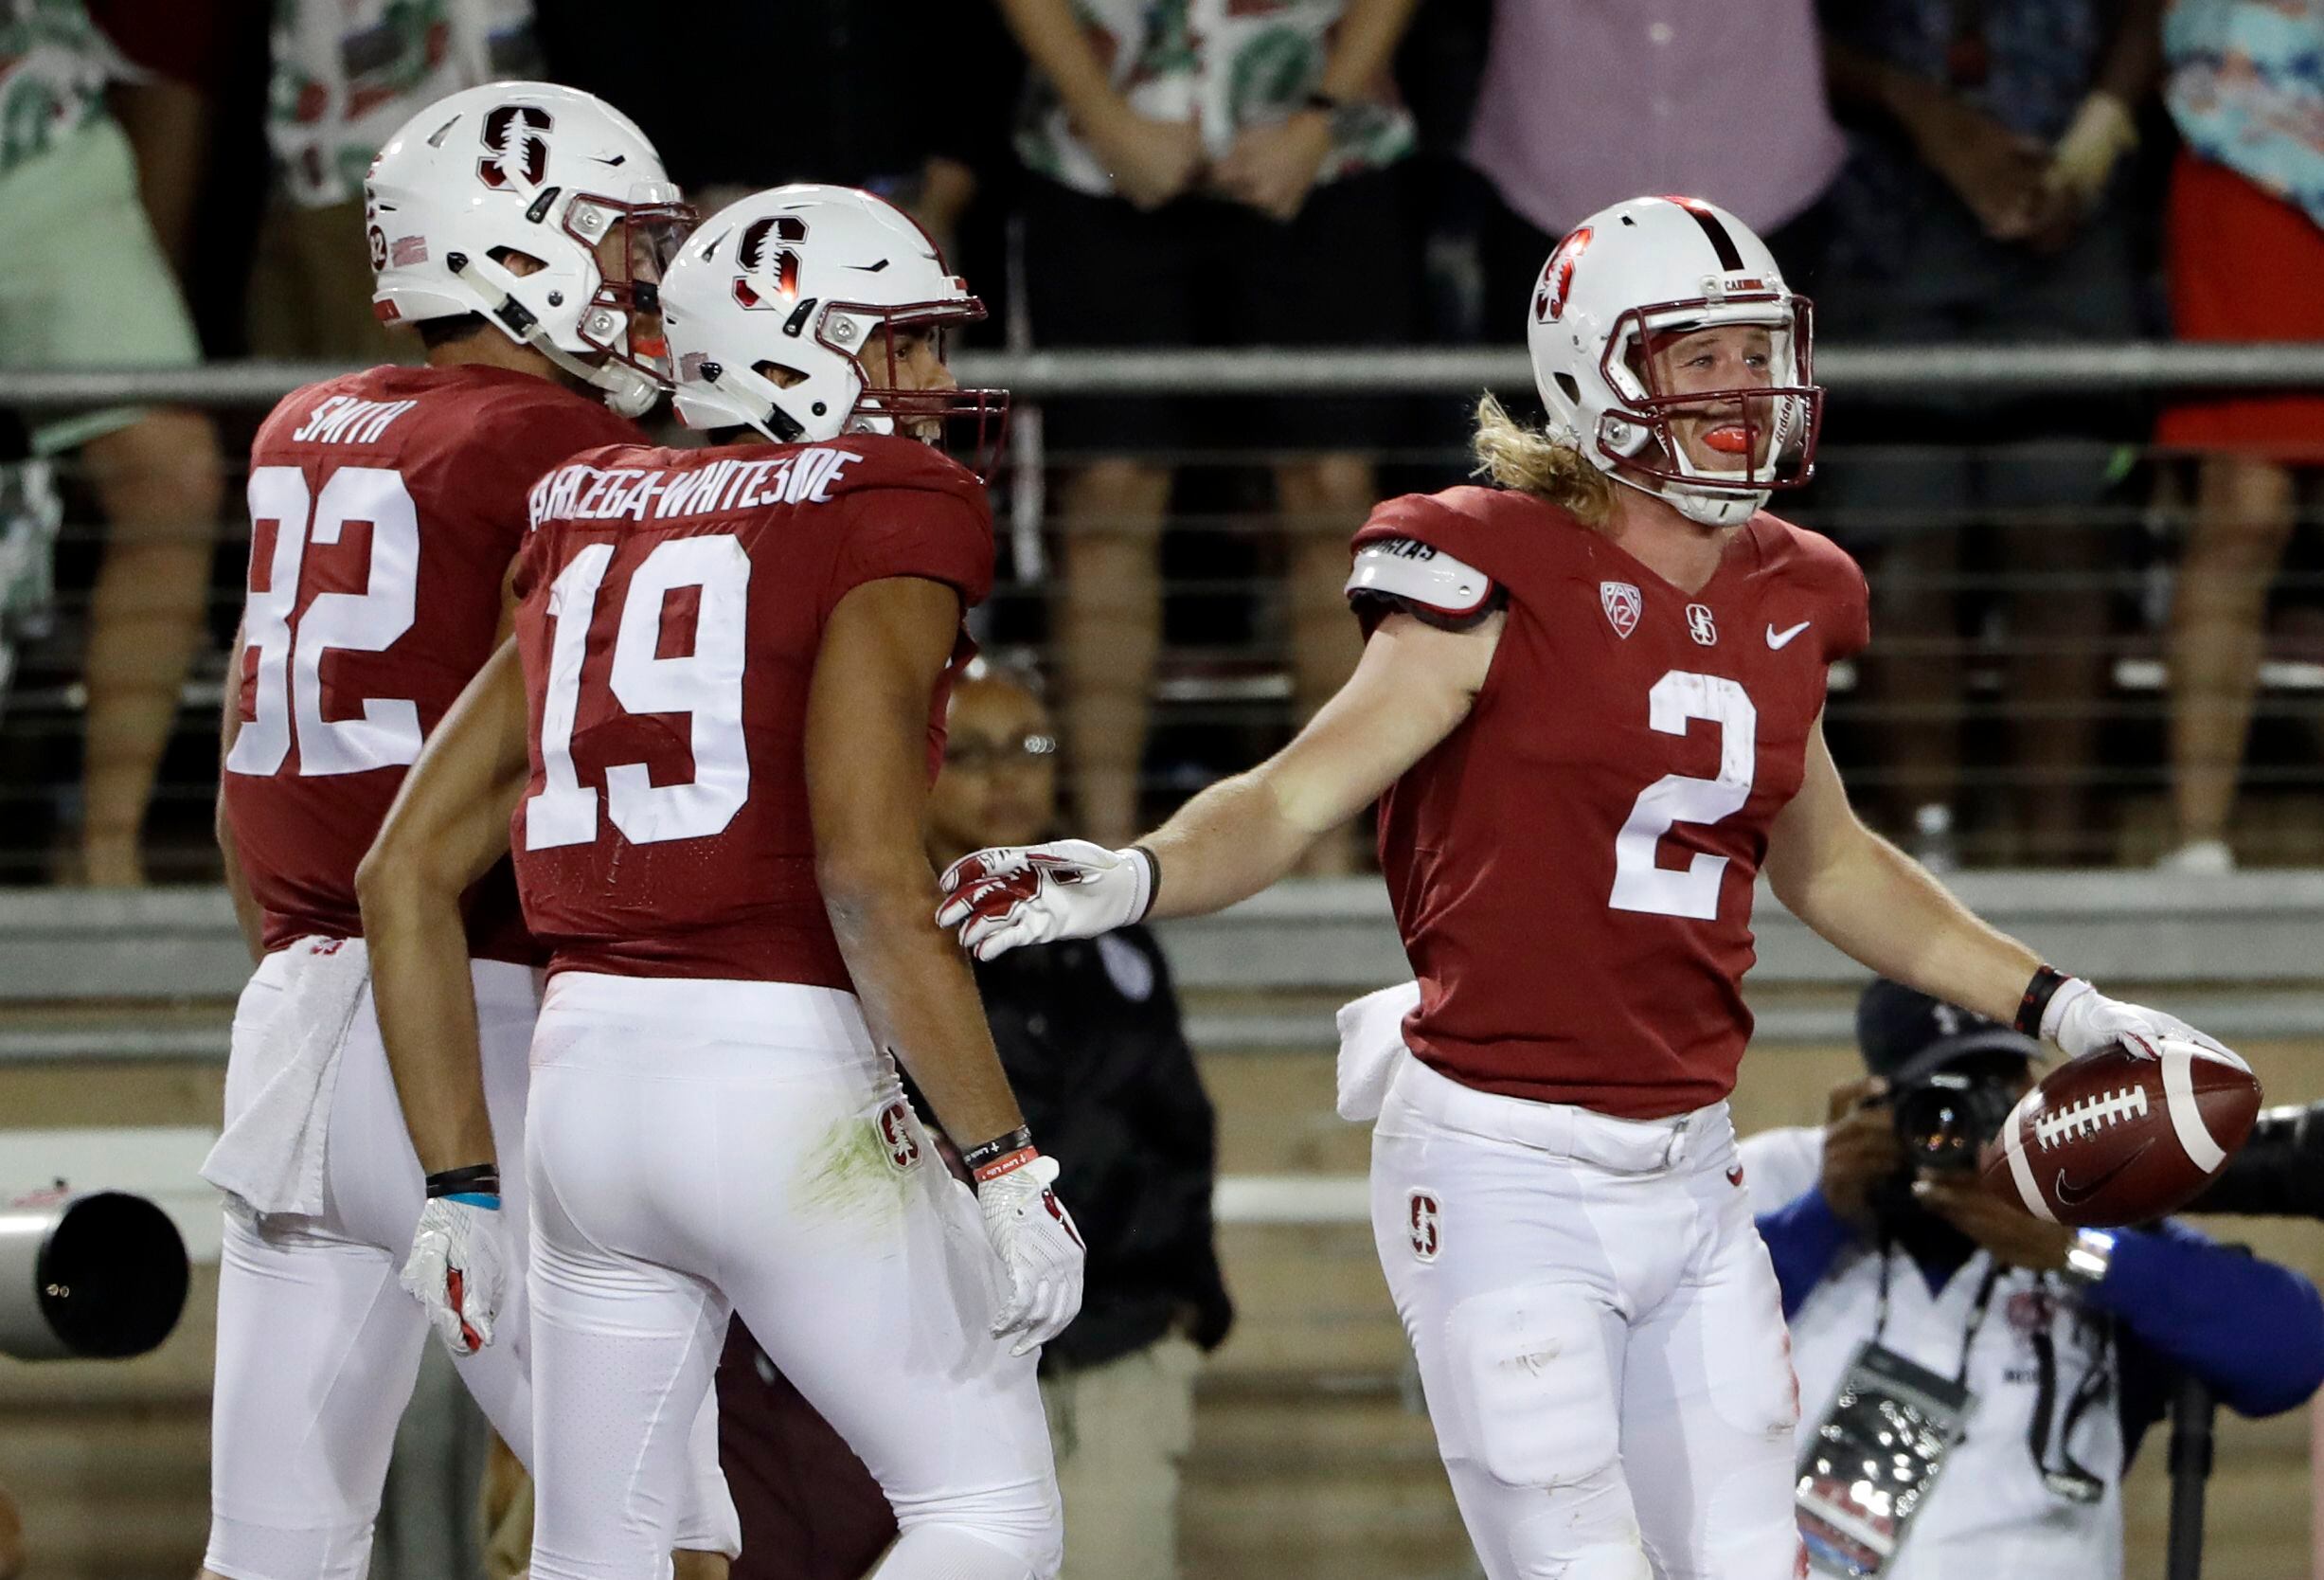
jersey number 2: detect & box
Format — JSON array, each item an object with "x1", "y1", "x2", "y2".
[
  {"x1": 226, "y1": 465, "x2": 422, "y2": 779},
  {"x1": 524, "y1": 535, "x2": 752, "y2": 851},
  {"x1": 1608, "y1": 671, "x2": 1757, "y2": 922}
]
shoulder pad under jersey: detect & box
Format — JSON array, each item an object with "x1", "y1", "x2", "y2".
[{"x1": 1345, "y1": 539, "x2": 1498, "y2": 628}]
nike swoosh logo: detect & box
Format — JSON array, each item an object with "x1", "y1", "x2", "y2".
[
  {"x1": 1765, "y1": 620, "x2": 1811, "y2": 650},
  {"x1": 2052, "y1": 1140, "x2": 2153, "y2": 1208},
  {"x1": 848, "y1": 260, "x2": 891, "y2": 273},
  {"x1": 590, "y1": 153, "x2": 628, "y2": 167}
]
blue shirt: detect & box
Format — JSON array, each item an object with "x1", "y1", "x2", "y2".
[
  {"x1": 2166, "y1": 0, "x2": 2324, "y2": 229},
  {"x1": 1821, "y1": 0, "x2": 2109, "y2": 279},
  {"x1": 1761, "y1": 1182, "x2": 2324, "y2": 1434}
]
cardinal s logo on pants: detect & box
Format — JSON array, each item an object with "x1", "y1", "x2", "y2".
[
  {"x1": 877, "y1": 1101, "x2": 921, "y2": 1174},
  {"x1": 1408, "y1": 1189, "x2": 1441, "y2": 1262}
]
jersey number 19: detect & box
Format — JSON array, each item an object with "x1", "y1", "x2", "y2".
[{"x1": 524, "y1": 535, "x2": 753, "y2": 851}]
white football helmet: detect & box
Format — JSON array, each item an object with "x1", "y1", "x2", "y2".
[
  {"x1": 366, "y1": 81, "x2": 692, "y2": 418},
  {"x1": 1528, "y1": 194, "x2": 1822, "y2": 528},
  {"x1": 657, "y1": 184, "x2": 1009, "y2": 475}
]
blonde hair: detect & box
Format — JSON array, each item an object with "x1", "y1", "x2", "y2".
[{"x1": 1470, "y1": 391, "x2": 1614, "y2": 529}]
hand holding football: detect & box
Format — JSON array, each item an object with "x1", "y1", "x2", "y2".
[{"x1": 1982, "y1": 1038, "x2": 2261, "y2": 1228}]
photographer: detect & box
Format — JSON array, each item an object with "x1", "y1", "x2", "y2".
[{"x1": 1740, "y1": 980, "x2": 2324, "y2": 1579}]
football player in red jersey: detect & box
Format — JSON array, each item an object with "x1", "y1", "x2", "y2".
[
  {"x1": 358, "y1": 185, "x2": 1072, "y2": 1580},
  {"x1": 206, "y1": 82, "x2": 739, "y2": 1580},
  {"x1": 936, "y1": 195, "x2": 2241, "y2": 1580}
]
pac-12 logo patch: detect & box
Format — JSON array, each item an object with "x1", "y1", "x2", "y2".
[
  {"x1": 1600, "y1": 581, "x2": 1641, "y2": 639},
  {"x1": 1407, "y1": 1189, "x2": 1441, "y2": 1262},
  {"x1": 877, "y1": 1101, "x2": 921, "y2": 1174}
]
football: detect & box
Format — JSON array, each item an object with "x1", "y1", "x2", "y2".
[{"x1": 1982, "y1": 1038, "x2": 2262, "y2": 1228}]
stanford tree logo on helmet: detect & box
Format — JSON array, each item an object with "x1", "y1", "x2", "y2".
[
  {"x1": 476, "y1": 105, "x2": 553, "y2": 191},
  {"x1": 732, "y1": 215, "x2": 806, "y2": 310},
  {"x1": 1536, "y1": 225, "x2": 1592, "y2": 325}
]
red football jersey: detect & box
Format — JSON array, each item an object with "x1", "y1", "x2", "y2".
[
  {"x1": 509, "y1": 434, "x2": 992, "y2": 986},
  {"x1": 222, "y1": 365, "x2": 641, "y2": 961},
  {"x1": 1352, "y1": 486, "x2": 1870, "y2": 1120}
]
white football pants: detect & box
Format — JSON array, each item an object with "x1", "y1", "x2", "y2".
[
  {"x1": 206, "y1": 951, "x2": 737, "y2": 1580},
  {"x1": 1371, "y1": 1055, "x2": 1803, "y2": 1580},
  {"x1": 523, "y1": 973, "x2": 1063, "y2": 1580}
]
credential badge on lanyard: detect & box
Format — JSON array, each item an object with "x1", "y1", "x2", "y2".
[{"x1": 1796, "y1": 1340, "x2": 1973, "y2": 1577}]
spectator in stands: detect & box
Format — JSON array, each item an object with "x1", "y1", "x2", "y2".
[
  {"x1": 1742, "y1": 979, "x2": 2324, "y2": 1578},
  {"x1": 2154, "y1": 1, "x2": 2324, "y2": 873},
  {"x1": 0, "y1": 0, "x2": 223, "y2": 884},
  {"x1": 1815, "y1": 0, "x2": 2164, "y2": 867},
  {"x1": 1466, "y1": 0, "x2": 1847, "y2": 329},
  {"x1": 250, "y1": 0, "x2": 538, "y2": 361},
  {"x1": 928, "y1": 665, "x2": 1234, "y2": 1579},
  {"x1": 998, "y1": 0, "x2": 1421, "y2": 856}
]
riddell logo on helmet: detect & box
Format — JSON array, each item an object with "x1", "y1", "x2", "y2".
[
  {"x1": 476, "y1": 104, "x2": 553, "y2": 191},
  {"x1": 1535, "y1": 225, "x2": 1592, "y2": 324}
]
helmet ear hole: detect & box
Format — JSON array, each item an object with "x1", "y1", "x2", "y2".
[
  {"x1": 752, "y1": 360, "x2": 811, "y2": 390},
  {"x1": 1553, "y1": 372, "x2": 1582, "y2": 405}
]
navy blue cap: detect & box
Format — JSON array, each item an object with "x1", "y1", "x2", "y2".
[{"x1": 1856, "y1": 979, "x2": 2040, "y2": 1088}]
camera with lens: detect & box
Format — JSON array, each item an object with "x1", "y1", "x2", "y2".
[
  {"x1": 2187, "y1": 1100, "x2": 2324, "y2": 1218},
  {"x1": 1888, "y1": 1057, "x2": 2027, "y2": 1176}
]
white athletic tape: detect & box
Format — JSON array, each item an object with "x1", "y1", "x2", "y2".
[
  {"x1": 2001, "y1": 1089, "x2": 2059, "y2": 1223},
  {"x1": 2161, "y1": 1041, "x2": 2228, "y2": 1174}
]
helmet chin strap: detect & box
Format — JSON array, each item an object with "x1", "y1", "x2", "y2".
[
  {"x1": 447, "y1": 253, "x2": 660, "y2": 418},
  {"x1": 1606, "y1": 464, "x2": 1765, "y2": 529}
]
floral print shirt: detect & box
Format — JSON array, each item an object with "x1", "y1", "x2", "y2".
[{"x1": 1016, "y1": 0, "x2": 1413, "y2": 197}]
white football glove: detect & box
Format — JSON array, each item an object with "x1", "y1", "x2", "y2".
[
  {"x1": 2042, "y1": 977, "x2": 2245, "y2": 1068},
  {"x1": 936, "y1": 841, "x2": 1154, "y2": 961},
  {"x1": 976, "y1": 1151, "x2": 1085, "y2": 1357},
  {"x1": 400, "y1": 1194, "x2": 509, "y2": 1357}
]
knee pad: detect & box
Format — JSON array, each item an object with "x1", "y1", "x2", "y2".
[
  {"x1": 1508, "y1": 1535, "x2": 1654, "y2": 1580},
  {"x1": 1693, "y1": 1454, "x2": 1804, "y2": 1580},
  {"x1": 1446, "y1": 1284, "x2": 1621, "y2": 1489},
  {"x1": 885, "y1": 1517, "x2": 1064, "y2": 1580},
  {"x1": 205, "y1": 1513, "x2": 373, "y2": 1580}
]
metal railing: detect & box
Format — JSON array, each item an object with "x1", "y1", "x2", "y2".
[
  {"x1": 7, "y1": 344, "x2": 2324, "y2": 879},
  {"x1": 11, "y1": 342, "x2": 2324, "y2": 405}
]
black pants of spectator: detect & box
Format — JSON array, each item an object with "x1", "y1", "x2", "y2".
[
  {"x1": 718, "y1": 1321, "x2": 896, "y2": 1580},
  {"x1": 1798, "y1": 195, "x2": 2148, "y2": 864}
]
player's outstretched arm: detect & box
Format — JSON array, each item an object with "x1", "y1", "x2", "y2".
[
  {"x1": 357, "y1": 637, "x2": 529, "y2": 1176},
  {"x1": 807, "y1": 575, "x2": 1083, "y2": 1355},
  {"x1": 939, "y1": 610, "x2": 1493, "y2": 959},
  {"x1": 1766, "y1": 712, "x2": 2237, "y2": 1060}
]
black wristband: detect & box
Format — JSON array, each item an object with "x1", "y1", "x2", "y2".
[
  {"x1": 424, "y1": 1163, "x2": 502, "y2": 1199},
  {"x1": 2015, "y1": 965, "x2": 2074, "y2": 1037},
  {"x1": 1130, "y1": 844, "x2": 1162, "y2": 918},
  {"x1": 961, "y1": 1126, "x2": 1033, "y2": 1174},
  {"x1": 1301, "y1": 89, "x2": 1344, "y2": 115}
]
